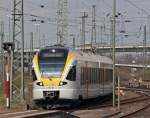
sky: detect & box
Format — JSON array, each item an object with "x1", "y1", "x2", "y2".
[{"x1": 0, "y1": 0, "x2": 150, "y2": 49}]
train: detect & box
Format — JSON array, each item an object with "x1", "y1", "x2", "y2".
[{"x1": 32, "y1": 45, "x2": 113, "y2": 108}]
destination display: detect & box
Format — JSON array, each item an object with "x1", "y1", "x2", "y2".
[{"x1": 42, "y1": 52, "x2": 64, "y2": 58}]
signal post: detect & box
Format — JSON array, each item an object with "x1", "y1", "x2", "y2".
[{"x1": 2, "y1": 42, "x2": 14, "y2": 109}]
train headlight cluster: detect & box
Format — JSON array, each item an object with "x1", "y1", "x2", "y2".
[
  {"x1": 36, "y1": 82, "x2": 44, "y2": 86},
  {"x1": 59, "y1": 81, "x2": 67, "y2": 86}
]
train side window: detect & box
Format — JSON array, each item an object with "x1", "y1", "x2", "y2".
[
  {"x1": 91, "y1": 68, "x2": 93, "y2": 84},
  {"x1": 93, "y1": 68, "x2": 95, "y2": 83},
  {"x1": 95, "y1": 69, "x2": 97, "y2": 83},
  {"x1": 104, "y1": 69, "x2": 106, "y2": 82},
  {"x1": 81, "y1": 68, "x2": 83, "y2": 85},
  {"x1": 93, "y1": 68, "x2": 94, "y2": 83},
  {"x1": 92, "y1": 68, "x2": 94, "y2": 84},
  {"x1": 95, "y1": 68, "x2": 96, "y2": 83},
  {"x1": 89, "y1": 68, "x2": 91, "y2": 84},
  {"x1": 109, "y1": 69, "x2": 113, "y2": 82},
  {"x1": 83, "y1": 68, "x2": 85, "y2": 84},
  {"x1": 99, "y1": 68, "x2": 101, "y2": 82},
  {"x1": 84, "y1": 68, "x2": 86, "y2": 84},
  {"x1": 98, "y1": 68, "x2": 100, "y2": 83},
  {"x1": 66, "y1": 66, "x2": 76, "y2": 81},
  {"x1": 94, "y1": 68, "x2": 96, "y2": 83},
  {"x1": 84, "y1": 68, "x2": 85, "y2": 84},
  {"x1": 96, "y1": 68, "x2": 98, "y2": 83},
  {"x1": 87, "y1": 68, "x2": 89, "y2": 84},
  {"x1": 105, "y1": 69, "x2": 107, "y2": 82},
  {"x1": 81, "y1": 68, "x2": 84, "y2": 85},
  {"x1": 85, "y1": 68, "x2": 87, "y2": 84},
  {"x1": 100, "y1": 68, "x2": 104, "y2": 83},
  {"x1": 32, "y1": 69, "x2": 37, "y2": 81}
]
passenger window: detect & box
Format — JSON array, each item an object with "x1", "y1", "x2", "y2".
[{"x1": 66, "y1": 66, "x2": 76, "y2": 81}]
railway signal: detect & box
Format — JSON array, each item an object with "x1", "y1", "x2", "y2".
[{"x1": 2, "y1": 42, "x2": 14, "y2": 109}]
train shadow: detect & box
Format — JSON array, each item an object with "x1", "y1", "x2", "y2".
[
  {"x1": 28, "y1": 93, "x2": 113, "y2": 110},
  {"x1": 54, "y1": 93, "x2": 113, "y2": 110}
]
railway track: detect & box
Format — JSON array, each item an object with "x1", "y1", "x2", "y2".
[
  {"x1": 0, "y1": 87, "x2": 149, "y2": 118},
  {"x1": 72, "y1": 88, "x2": 148, "y2": 110},
  {"x1": 120, "y1": 103, "x2": 150, "y2": 118},
  {"x1": 101, "y1": 100, "x2": 150, "y2": 118},
  {"x1": 100, "y1": 88, "x2": 150, "y2": 118}
]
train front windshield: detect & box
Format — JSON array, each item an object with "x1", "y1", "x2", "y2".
[{"x1": 38, "y1": 48, "x2": 68, "y2": 78}]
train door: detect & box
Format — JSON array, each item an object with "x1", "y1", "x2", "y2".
[
  {"x1": 100, "y1": 64, "x2": 104, "y2": 95},
  {"x1": 76, "y1": 64, "x2": 81, "y2": 99},
  {"x1": 77, "y1": 61, "x2": 86, "y2": 100},
  {"x1": 103, "y1": 67, "x2": 106, "y2": 95},
  {"x1": 85, "y1": 67, "x2": 89, "y2": 99},
  {"x1": 107, "y1": 68, "x2": 113, "y2": 93},
  {"x1": 103, "y1": 67, "x2": 113, "y2": 95},
  {"x1": 80, "y1": 67, "x2": 85, "y2": 99}
]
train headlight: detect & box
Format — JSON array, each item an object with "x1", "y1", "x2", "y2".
[
  {"x1": 59, "y1": 82, "x2": 63, "y2": 86},
  {"x1": 36, "y1": 82, "x2": 44, "y2": 86},
  {"x1": 59, "y1": 81, "x2": 67, "y2": 86},
  {"x1": 39, "y1": 82, "x2": 43, "y2": 86}
]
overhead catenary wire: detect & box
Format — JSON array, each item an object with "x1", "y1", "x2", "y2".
[
  {"x1": 0, "y1": 0, "x2": 149, "y2": 47},
  {"x1": 0, "y1": 4, "x2": 148, "y2": 26},
  {"x1": 125, "y1": 0, "x2": 149, "y2": 16}
]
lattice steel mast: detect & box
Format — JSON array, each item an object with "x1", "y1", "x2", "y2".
[
  {"x1": 57, "y1": 0, "x2": 68, "y2": 46},
  {"x1": 11, "y1": 0, "x2": 24, "y2": 102}
]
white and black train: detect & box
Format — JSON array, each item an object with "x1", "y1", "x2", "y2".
[{"x1": 32, "y1": 46, "x2": 113, "y2": 107}]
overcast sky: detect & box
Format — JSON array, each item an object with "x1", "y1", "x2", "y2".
[{"x1": 0, "y1": 0, "x2": 150, "y2": 49}]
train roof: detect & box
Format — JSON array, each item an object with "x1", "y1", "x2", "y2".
[
  {"x1": 41, "y1": 45, "x2": 70, "y2": 50},
  {"x1": 72, "y1": 50, "x2": 112, "y2": 64},
  {"x1": 39, "y1": 46, "x2": 112, "y2": 64}
]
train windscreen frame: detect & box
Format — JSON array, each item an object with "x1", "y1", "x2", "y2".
[{"x1": 38, "y1": 48, "x2": 68, "y2": 78}]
